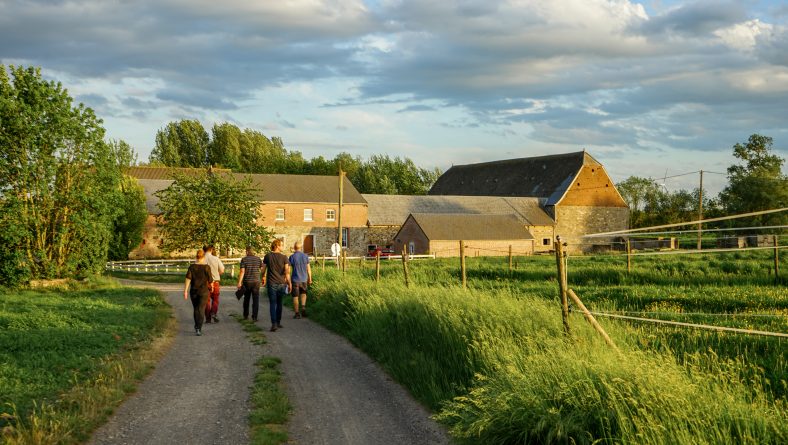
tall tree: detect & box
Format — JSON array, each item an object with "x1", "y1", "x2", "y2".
[
  {"x1": 155, "y1": 172, "x2": 273, "y2": 254},
  {"x1": 150, "y1": 119, "x2": 210, "y2": 167},
  {"x1": 107, "y1": 140, "x2": 147, "y2": 261},
  {"x1": 718, "y1": 134, "x2": 788, "y2": 229},
  {"x1": 209, "y1": 122, "x2": 242, "y2": 169},
  {"x1": 0, "y1": 65, "x2": 125, "y2": 284}
]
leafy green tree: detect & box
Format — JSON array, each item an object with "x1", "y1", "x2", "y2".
[
  {"x1": 106, "y1": 140, "x2": 147, "y2": 261},
  {"x1": 718, "y1": 134, "x2": 787, "y2": 229},
  {"x1": 616, "y1": 177, "x2": 665, "y2": 227},
  {"x1": 150, "y1": 120, "x2": 210, "y2": 167},
  {"x1": 0, "y1": 65, "x2": 124, "y2": 283},
  {"x1": 209, "y1": 122, "x2": 242, "y2": 170},
  {"x1": 155, "y1": 172, "x2": 273, "y2": 254}
]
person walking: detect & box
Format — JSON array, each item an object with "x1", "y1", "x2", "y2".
[
  {"x1": 203, "y1": 244, "x2": 225, "y2": 324},
  {"x1": 237, "y1": 246, "x2": 263, "y2": 321},
  {"x1": 184, "y1": 249, "x2": 212, "y2": 336},
  {"x1": 289, "y1": 241, "x2": 312, "y2": 319},
  {"x1": 262, "y1": 239, "x2": 291, "y2": 332}
]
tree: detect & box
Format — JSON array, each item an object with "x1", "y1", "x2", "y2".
[
  {"x1": 150, "y1": 120, "x2": 210, "y2": 167},
  {"x1": 616, "y1": 176, "x2": 665, "y2": 227},
  {"x1": 208, "y1": 122, "x2": 242, "y2": 170},
  {"x1": 106, "y1": 140, "x2": 147, "y2": 261},
  {"x1": 718, "y1": 134, "x2": 788, "y2": 229},
  {"x1": 0, "y1": 65, "x2": 125, "y2": 284},
  {"x1": 155, "y1": 172, "x2": 273, "y2": 254}
]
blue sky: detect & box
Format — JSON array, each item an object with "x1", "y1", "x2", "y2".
[{"x1": 2, "y1": 0, "x2": 787, "y2": 195}]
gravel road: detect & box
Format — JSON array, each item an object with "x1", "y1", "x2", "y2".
[{"x1": 89, "y1": 281, "x2": 450, "y2": 445}]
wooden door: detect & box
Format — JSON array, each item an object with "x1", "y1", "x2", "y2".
[{"x1": 303, "y1": 235, "x2": 314, "y2": 255}]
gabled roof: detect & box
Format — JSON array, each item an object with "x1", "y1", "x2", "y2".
[
  {"x1": 127, "y1": 167, "x2": 365, "y2": 214},
  {"x1": 363, "y1": 194, "x2": 554, "y2": 226},
  {"x1": 401, "y1": 213, "x2": 534, "y2": 241},
  {"x1": 428, "y1": 151, "x2": 600, "y2": 205}
]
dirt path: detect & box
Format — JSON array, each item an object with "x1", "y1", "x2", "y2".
[{"x1": 90, "y1": 281, "x2": 449, "y2": 445}]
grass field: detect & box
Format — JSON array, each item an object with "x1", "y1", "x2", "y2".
[
  {"x1": 303, "y1": 249, "x2": 787, "y2": 444},
  {"x1": 0, "y1": 278, "x2": 171, "y2": 444}
]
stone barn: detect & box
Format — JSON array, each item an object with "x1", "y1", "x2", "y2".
[
  {"x1": 392, "y1": 213, "x2": 535, "y2": 257},
  {"x1": 429, "y1": 150, "x2": 629, "y2": 252},
  {"x1": 363, "y1": 194, "x2": 555, "y2": 254}
]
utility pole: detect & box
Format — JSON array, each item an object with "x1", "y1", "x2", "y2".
[
  {"x1": 697, "y1": 170, "x2": 703, "y2": 250},
  {"x1": 337, "y1": 168, "x2": 344, "y2": 248}
]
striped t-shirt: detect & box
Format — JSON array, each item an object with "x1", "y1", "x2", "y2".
[{"x1": 240, "y1": 255, "x2": 263, "y2": 283}]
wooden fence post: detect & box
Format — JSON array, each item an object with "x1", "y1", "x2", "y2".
[
  {"x1": 375, "y1": 250, "x2": 381, "y2": 282},
  {"x1": 554, "y1": 237, "x2": 571, "y2": 335},
  {"x1": 567, "y1": 289, "x2": 618, "y2": 351},
  {"x1": 508, "y1": 245, "x2": 513, "y2": 272},
  {"x1": 626, "y1": 239, "x2": 632, "y2": 274},
  {"x1": 774, "y1": 235, "x2": 780, "y2": 283},
  {"x1": 460, "y1": 240, "x2": 467, "y2": 290},
  {"x1": 401, "y1": 245, "x2": 410, "y2": 287}
]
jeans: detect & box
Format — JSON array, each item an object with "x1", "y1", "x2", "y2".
[
  {"x1": 205, "y1": 282, "x2": 220, "y2": 318},
  {"x1": 242, "y1": 281, "x2": 260, "y2": 320},
  {"x1": 267, "y1": 283, "x2": 287, "y2": 325},
  {"x1": 190, "y1": 289, "x2": 209, "y2": 330}
]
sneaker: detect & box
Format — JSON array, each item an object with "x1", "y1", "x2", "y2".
[
  {"x1": 301, "y1": 309, "x2": 307, "y2": 317},
  {"x1": 213, "y1": 316, "x2": 219, "y2": 323},
  {"x1": 205, "y1": 318, "x2": 212, "y2": 324},
  {"x1": 270, "y1": 325, "x2": 277, "y2": 332},
  {"x1": 277, "y1": 323, "x2": 283, "y2": 329},
  {"x1": 293, "y1": 313, "x2": 301, "y2": 319},
  {"x1": 196, "y1": 329, "x2": 202, "y2": 336}
]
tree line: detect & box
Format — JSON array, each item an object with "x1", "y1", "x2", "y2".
[
  {"x1": 616, "y1": 134, "x2": 787, "y2": 230},
  {"x1": 149, "y1": 120, "x2": 441, "y2": 195}
]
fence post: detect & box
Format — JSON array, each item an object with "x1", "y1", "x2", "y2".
[
  {"x1": 375, "y1": 250, "x2": 381, "y2": 282},
  {"x1": 567, "y1": 289, "x2": 618, "y2": 351},
  {"x1": 626, "y1": 239, "x2": 632, "y2": 274},
  {"x1": 508, "y1": 245, "x2": 513, "y2": 272},
  {"x1": 401, "y1": 245, "x2": 410, "y2": 287},
  {"x1": 554, "y1": 237, "x2": 571, "y2": 335},
  {"x1": 460, "y1": 240, "x2": 466, "y2": 290},
  {"x1": 774, "y1": 235, "x2": 780, "y2": 283}
]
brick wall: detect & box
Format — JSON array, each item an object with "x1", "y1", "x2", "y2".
[{"x1": 259, "y1": 202, "x2": 367, "y2": 228}]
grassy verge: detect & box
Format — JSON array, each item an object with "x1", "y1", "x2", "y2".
[
  {"x1": 106, "y1": 270, "x2": 238, "y2": 284},
  {"x1": 232, "y1": 316, "x2": 290, "y2": 445},
  {"x1": 306, "y1": 256, "x2": 787, "y2": 444},
  {"x1": 0, "y1": 277, "x2": 173, "y2": 444}
]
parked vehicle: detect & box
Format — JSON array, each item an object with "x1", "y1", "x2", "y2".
[{"x1": 367, "y1": 244, "x2": 395, "y2": 258}]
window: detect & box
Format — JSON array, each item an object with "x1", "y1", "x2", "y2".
[
  {"x1": 275, "y1": 208, "x2": 285, "y2": 221},
  {"x1": 341, "y1": 228, "x2": 349, "y2": 247},
  {"x1": 326, "y1": 209, "x2": 336, "y2": 222},
  {"x1": 408, "y1": 241, "x2": 415, "y2": 255},
  {"x1": 304, "y1": 208, "x2": 313, "y2": 222},
  {"x1": 543, "y1": 238, "x2": 551, "y2": 246}
]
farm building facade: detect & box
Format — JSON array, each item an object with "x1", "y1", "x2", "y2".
[
  {"x1": 392, "y1": 213, "x2": 535, "y2": 257},
  {"x1": 429, "y1": 151, "x2": 629, "y2": 252},
  {"x1": 127, "y1": 167, "x2": 368, "y2": 258}
]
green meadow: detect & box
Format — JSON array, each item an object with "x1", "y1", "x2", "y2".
[
  {"x1": 0, "y1": 279, "x2": 170, "y2": 444},
  {"x1": 304, "y1": 249, "x2": 787, "y2": 444}
]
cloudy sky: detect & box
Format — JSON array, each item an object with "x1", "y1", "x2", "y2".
[{"x1": 2, "y1": 0, "x2": 787, "y2": 194}]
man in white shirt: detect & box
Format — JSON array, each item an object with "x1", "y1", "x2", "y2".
[{"x1": 203, "y1": 244, "x2": 225, "y2": 323}]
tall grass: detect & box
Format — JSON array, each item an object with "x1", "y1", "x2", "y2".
[{"x1": 305, "y1": 251, "x2": 787, "y2": 444}]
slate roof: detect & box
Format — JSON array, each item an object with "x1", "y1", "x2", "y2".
[
  {"x1": 403, "y1": 213, "x2": 534, "y2": 241},
  {"x1": 428, "y1": 151, "x2": 600, "y2": 205},
  {"x1": 126, "y1": 167, "x2": 365, "y2": 214},
  {"x1": 363, "y1": 194, "x2": 554, "y2": 226}
]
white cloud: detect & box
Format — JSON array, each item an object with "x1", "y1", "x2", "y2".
[{"x1": 715, "y1": 19, "x2": 773, "y2": 51}]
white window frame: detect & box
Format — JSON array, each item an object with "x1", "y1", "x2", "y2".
[
  {"x1": 326, "y1": 208, "x2": 336, "y2": 222},
  {"x1": 304, "y1": 208, "x2": 313, "y2": 222},
  {"x1": 275, "y1": 208, "x2": 285, "y2": 221}
]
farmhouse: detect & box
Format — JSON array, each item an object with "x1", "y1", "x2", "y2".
[
  {"x1": 429, "y1": 151, "x2": 629, "y2": 252},
  {"x1": 127, "y1": 167, "x2": 368, "y2": 258},
  {"x1": 363, "y1": 194, "x2": 555, "y2": 254},
  {"x1": 392, "y1": 213, "x2": 535, "y2": 257}
]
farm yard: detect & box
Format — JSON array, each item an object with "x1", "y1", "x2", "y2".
[{"x1": 300, "y1": 246, "x2": 787, "y2": 444}]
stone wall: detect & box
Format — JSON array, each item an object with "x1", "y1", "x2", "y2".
[
  {"x1": 430, "y1": 240, "x2": 534, "y2": 257},
  {"x1": 554, "y1": 206, "x2": 629, "y2": 253},
  {"x1": 268, "y1": 226, "x2": 368, "y2": 256}
]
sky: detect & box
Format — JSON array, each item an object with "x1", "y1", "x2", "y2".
[{"x1": 2, "y1": 0, "x2": 787, "y2": 196}]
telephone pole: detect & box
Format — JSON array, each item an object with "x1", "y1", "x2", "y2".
[{"x1": 337, "y1": 169, "x2": 344, "y2": 248}]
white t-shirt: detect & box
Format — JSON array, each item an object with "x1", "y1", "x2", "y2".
[{"x1": 205, "y1": 252, "x2": 225, "y2": 282}]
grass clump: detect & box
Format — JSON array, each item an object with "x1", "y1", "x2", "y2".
[{"x1": 0, "y1": 278, "x2": 172, "y2": 444}]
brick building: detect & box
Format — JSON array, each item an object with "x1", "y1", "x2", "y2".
[
  {"x1": 363, "y1": 194, "x2": 555, "y2": 254},
  {"x1": 428, "y1": 151, "x2": 629, "y2": 252},
  {"x1": 392, "y1": 213, "x2": 535, "y2": 257},
  {"x1": 127, "y1": 167, "x2": 368, "y2": 258}
]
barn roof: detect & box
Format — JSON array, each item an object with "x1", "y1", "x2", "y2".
[
  {"x1": 363, "y1": 194, "x2": 554, "y2": 226},
  {"x1": 428, "y1": 151, "x2": 600, "y2": 205},
  {"x1": 402, "y1": 213, "x2": 534, "y2": 241},
  {"x1": 127, "y1": 167, "x2": 365, "y2": 214}
]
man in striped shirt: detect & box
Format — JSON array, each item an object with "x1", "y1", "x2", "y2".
[{"x1": 237, "y1": 246, "x2": 263, "y2": 321}]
